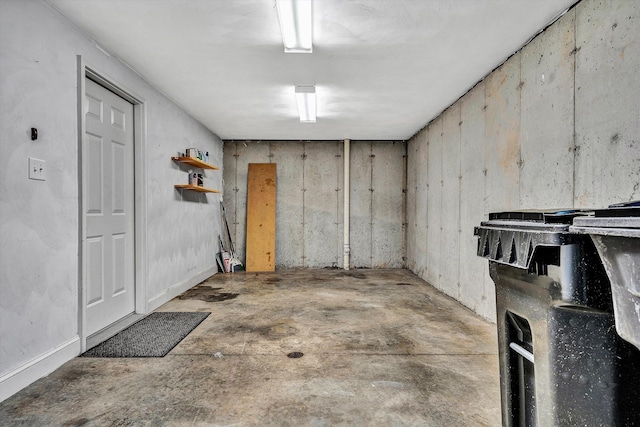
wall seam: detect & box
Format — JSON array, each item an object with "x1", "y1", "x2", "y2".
[
  {"x1": 438, "y1": 120, "x2": 444, "y2": 289},
  {"x1": 482, "y1": 81, "x2": 489, "y2": 318},
  {"x1": 571, "y1": 7, "x2": 577, "y2": 208},
  {"x1": 302, "y1": 141, "x2": 307, "y2": 268},
  {"x1": 456, "y1": 106, "x2": 463, "y2": 301},
  {"x1": 402, "y1": 141, "x2": 408, "y2": 268},
  {"x1": 519, "y1": 52, "x2": 524, "y2": 207},
  {"x1": 369, "y1": 141, "x2": 374, "y2": 268},
  {"x1": 233, "y1": 141, "x2": 239, "y2": 249},
  {"x1": 336, "y1": 140, "x2": 341, "y2": 267},
  {"x1": 424, "y1": 128, "x2": 430, "y2": 279}
]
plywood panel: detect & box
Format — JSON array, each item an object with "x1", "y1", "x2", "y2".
[
  {"x1": 520, "y1": 9, "x2": 575, "y2": 209},
  {"x1": 575, "y1": 0, "x2": 640, "y2": 207},
  {"x1": 246, "y1": 163, "x2": 276, "y2": 272},
  {"x1": 233, "y1": 142, "x2": 270, "y2": 264},
  {"x1": 371, "y1": 141, "x2": 405, "y2": 268}
]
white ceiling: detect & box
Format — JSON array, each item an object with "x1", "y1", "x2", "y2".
[{"x1": 48, "y1": 0, "x2": 578, "y2": 141}]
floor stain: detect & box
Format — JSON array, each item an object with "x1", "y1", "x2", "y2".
[
  {"x1": 58, "y1": 368, "x2": 86, "y2": 382},
  {"x1": 178, "y1": 286, "x2": 239, "y2": 302},
  {"x1": 337, "y1": 271, "x2": 367, "y2": 279},
  {"x1": 62, "y1": 417, "x2": 90, "y2": 427},
  {"x1": 224, "y1": 322, "x2": 298, "y2": 340},
  {"x1": 0, "y1": 269, "x2": 501, "y2": 426}
]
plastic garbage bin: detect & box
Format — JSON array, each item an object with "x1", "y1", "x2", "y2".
[
  {"x1": 571, "y1": 202, "x2": 640, "y2": 350},
  {"x1": 475, "y1": 210, "x2": 640, "y2": 427}
]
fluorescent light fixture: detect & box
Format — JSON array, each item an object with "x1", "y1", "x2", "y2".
[
  {"x1": 276, "y1": 0, "x2": 313, "y2": 53},
  {"x1": 295, "y1": 86, "x2": 316, "y2": 123}
]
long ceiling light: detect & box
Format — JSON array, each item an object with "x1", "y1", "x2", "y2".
[
  {"x1": 295, "y1": 86, "x2": 316, "y2": 123},
  {"x1": 276, "y1": 0, "x2": 313, "y2": 53}
]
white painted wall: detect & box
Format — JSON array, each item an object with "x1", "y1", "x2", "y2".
[
  {"x1": 0, "y1": 0, "x2": 223, "y2": 400},
  {"x1": 407, "y1": 0, "x2": 640, "y2": 321}
]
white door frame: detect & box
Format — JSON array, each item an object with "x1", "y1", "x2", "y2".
[{"x1": 77, "y1": 56, "x2": 148, "y2": 351}]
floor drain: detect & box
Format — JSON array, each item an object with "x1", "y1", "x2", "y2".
[{"x1": 287, "y1": 351, "x2": 304, "y2": 359}]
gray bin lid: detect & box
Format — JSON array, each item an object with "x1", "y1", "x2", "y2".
[
  {"x1": 568, "y1": 201, "x2": 640, "y2": 350},
  {"x1": 571, "y1": 203, "x2": 640, "y2": 238}
]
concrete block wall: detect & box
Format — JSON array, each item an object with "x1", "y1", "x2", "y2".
[
  {"x1": 406, "y1": 0, "x2": 640, "y2": 321},
  {"x1": 223, "y1": 140, "x2": 406, "y2": 269}
]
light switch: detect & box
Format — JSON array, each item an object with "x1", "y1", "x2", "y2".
[{"x1": 29, "y1": 158, "x2": 45, "y2": 181}]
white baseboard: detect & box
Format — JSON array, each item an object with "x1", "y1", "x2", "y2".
[
  {"x1": 0, "y1": 336, "x2": 80, "y2": 403},
  {"x1": 0, "y1": 268, "x2": 217, "y2": 402},
  {"x1": 147, "y1": 266, "x2": 217, "y2": 312}
]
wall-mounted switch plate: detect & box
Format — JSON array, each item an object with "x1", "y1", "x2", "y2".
[{"x1": 29, "y1": 158, "x2": 45, "y2": 181}]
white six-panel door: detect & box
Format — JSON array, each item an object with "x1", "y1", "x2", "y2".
[{"x1": 84, "y1": 78, "x2": 135, "y2": 336}]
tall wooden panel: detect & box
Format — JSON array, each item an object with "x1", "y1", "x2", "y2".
[{"x1": 246, "y1": 163, "x2": 277, "y2": 271}]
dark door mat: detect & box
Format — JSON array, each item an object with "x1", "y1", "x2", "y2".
[{"x1": 82, "y1": 312, "x2": 210, "y2": 358}]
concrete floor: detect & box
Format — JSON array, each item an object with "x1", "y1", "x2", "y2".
[{"x1": 1, "y1": 269, "x2": 501, "y2": 426}]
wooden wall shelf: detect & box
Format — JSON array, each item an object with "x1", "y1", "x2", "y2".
[
  {"x1": 172, "y1": 155, "x2": 220, "y2": 195},
  {"x1": 171, "y1": 156, "x2": 219, "y2": 170},
  {"x1": 174, "y1": 184, "x2": 220, "y2": 193}
]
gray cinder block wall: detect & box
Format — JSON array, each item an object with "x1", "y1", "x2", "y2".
[
  {"x1": 406, "y1": 0, "x2": 640, "y2": 321},
  {"x1": 222, "y1": 140, "x2": 406, "y2": 269}
]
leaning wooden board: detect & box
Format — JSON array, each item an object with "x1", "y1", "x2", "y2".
[{"x1": 245, "y1": 163, "x2": 276, "y2": 272}]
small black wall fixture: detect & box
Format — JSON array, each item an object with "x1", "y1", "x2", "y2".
[{"x1": 31, "y1": 128, "x2": 38, "y2": 141}]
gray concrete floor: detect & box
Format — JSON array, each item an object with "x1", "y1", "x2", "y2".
[{"x1": 1, "y1": 269, "x2": 501, "y2": 426}]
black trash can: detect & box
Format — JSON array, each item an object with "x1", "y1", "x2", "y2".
[
  {"x1": 475, "y1": 210, "x2": 640, "y2": 427},
  {"x1": 571, "y1": 202, "x2": 640, "y2": 350}
]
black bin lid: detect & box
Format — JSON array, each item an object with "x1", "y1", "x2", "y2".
[
  {"x1": 489, "y1": 209, "x2": 591, "y2": 224},
  {"x1": 594, "y1": 201, "x2": 640, "y2": 218}
]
